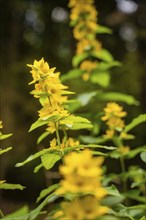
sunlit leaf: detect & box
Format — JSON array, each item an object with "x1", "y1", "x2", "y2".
[
  {"x1": 0, "y1": 133, "x2": 12, "y2": 140},
  {"x1": 96, "y1": 92, "x2": 139, "y2": 105},
  {"x1": 77, "y1": 91, "x2": 97, "y2": 106},
  {"x1": 140, "y1": 151, "x2": 146, "y2": 163},
  {"x1": 61, "y1": 69, "x2": 83, "y2": 81},
  {"x1": 0, "y1": 183, "x2": 25, "y2": 190},
  {"x1": 41, "y1": 153, "x2": 61, "y2": 170},
  {"x1": 92, "y1": 49, "x2": 114, "y2": 62},
  {"x1": 96, "y1": 25, "x2": 112, "y2": 34},
  {"x1": 124, "y1": 114, "x2": 146, "y2": 133},
  {"x1": 34, "y1": 163, "x2": 43, "y2": 173},
  {"x1": 1, "y1": 206, "x2": 29, "y2": 220},
  {"x1": 29, "y1": 115, "x2": 59, "y2": 132},
  {"x1": 15, "y1": 148, "x2": 51, "y2": 167},
  {"x1": 0, "y1": 147, "x2": 12, "y2": 155},
  {"x1": 37, "y1": 184, "x2": 59, "y2": 203},
  {"x1": 72, "y1": 53, "x2": 89, "y2": 67},
  {"x1": 37, "y1": 131, "x2": 50, "y2": 144},
  {"x1": 90, "y1": 72, "x2": 110, "y2": 87}
]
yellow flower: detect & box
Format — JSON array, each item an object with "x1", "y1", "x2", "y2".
[
  {"x1": 77, "y1": 38, "x2": 101, "y2": 55},
  {"x1": 102, "y1": 102, "x2": 127, "y2": 121},
  {"x1": 53, "y1": 195, "x2": 109, "y2": 220},
  {"x1": 106, "y1": 117, "x2": 125, "y2": 130},
  {"x1": 50, "y1": 137, "x2": 80, "y2": 150},
  {"x1": 80, "y1": 60, "x2": 97, "y2": 72},
  {"x1": 27, "y1": 58, "x2": 56, "y2": 84},
  {"x1": 118, "y1": 145, "x2": 130, "y2": 155},
  {"x1": 104, "y1": 129, "x2": 115, "y2": 139},
  {"x1": 56, "y1": 149, "x2": 107, "y2": 199}
]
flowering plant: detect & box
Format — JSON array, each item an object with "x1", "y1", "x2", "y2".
[{"x1": 0, "y1": 0, "x2": 146, "y2": 219}]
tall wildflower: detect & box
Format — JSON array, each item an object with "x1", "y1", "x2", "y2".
[
  {"x1": 53, "y1": 149, "x2": 108, "y2": 219},
  {"x1": 101, "y1": 102, "x2": 127, "y2": 139},
  {"x1": 68, "y1": 0, "x2": 102, "y2": 81}
]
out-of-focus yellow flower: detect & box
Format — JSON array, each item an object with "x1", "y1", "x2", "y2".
[
  {"x1": 56, "y1": 149, "x2": 107, "y2": 199},
  {"x1": 106, "y1": 117, "x2": 125, "y2": 130},
  {"x1": 102, "y1": 102, "x2": 127, "y2": 138},
  {"x1": 80, "y1": 60, "x2": 97, "y2": 72},
  {"x1": 77, "y1": 38, "x2": 101, "y2": 55},
  {"x1": 53, "y1": 195, "x2": 109, "y2": 220},
  {"x1": 104, "y1": 129, "x2": 115, "y2": 139},
  {"x1": 50, "y1": 137, "x2": 80, "y2": 150},
  {"x1": 102, "y1": 102, "x2": 127, "y2": 121},
  {"x1": 118, "y1": 145, "x2": 130, "y2": 155}
]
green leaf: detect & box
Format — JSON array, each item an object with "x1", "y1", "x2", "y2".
[
  {"x1": 96, "y1": 25, "x2": 112, "y2": 34},
  {"x1": 90, "y1": 72, "x2": 110, "y2": 87},
  {"x1": 78, "y1": 144, "x2": 116, "y2": 150},
  {"x1": 0, "y1": 147, "x2": 12, "y2": 155},
  {"x1": 41, "y1": 153, "x2": 61, "y2": 170},
  {"x1": 77, "y1": 91, "x2": 97, "y2": 106},
  {"x1": 96, "y1": 92, "x2": 139, "y2": 105},
  {"x1": 61, "y1": 69, "x2": 83, "y2": 81},
  {"x1": 140, "y1": 151, "x2": 146, "y2": 163},
  {"x1": 0, "y1": 183, "x2": 25, "y2": 190},
  {"x1": 15, "y1": 148, "x2": 51, "y2": 167},
  {"x1": 34, "y1": 163, "x2": 43, "y2": 173},
  {"x1": 92, "y1": 49, "x2": 114, "y2": 62},
  {"x1": 126, "y1": 146, "x2": 146, "y2": 159},
  {"x1": 1, "y1": 206, "x2": 29, "y2": 220},
  {"x1": 124, "y1": 114, "x2": 146, "y2": 133},
  {"x1": 66, "y1": 122, "x2": 93, "y2": 130},
  {"x1": 72, "y1": 53, "x2": 89, "y2": 67},
  {"x1": 37, "y1": 184, "x2": 59, "y2": 203},
  {"x1": 79, "y1": 135, "x2": 106, "y2": 144},
  {"x1": 106, "y1": 185, "x2": 123, "y2": 197},
  {"x1": 0, "y1": 133, "x2": 12, "y2": 140},
  {"x1": 37, "y1": 131, "x2": 50, "y2": 144},
  {"x1": 140, "y1": 217, "x2": 146, "y2": 220},
  {"x1": 28, "y1": 194, "x2": 58, "y2": 220},
  {"x1": 29, "y1": 115, "x2": 59, "y2": 132}
]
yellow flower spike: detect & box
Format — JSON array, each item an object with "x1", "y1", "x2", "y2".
[
  {"x1": 102, "y1": 102, "x2": 127, "y2": 121},
  {"x1": 56, "y1": 149, "x2": 107, "y2": 199},
  {"x1": 53, "y1": 195, "x2": 109, "y2": 219}
]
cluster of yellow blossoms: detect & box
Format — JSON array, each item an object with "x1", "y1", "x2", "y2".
[
  {"x1": 53, "y1": 149, "x2": 108, "y2": 219},
  {"x1": 102, "y1": 102, "x2": 127, "y2": 139},
  {"x1": 68, "y1": 0, "x2": 102, "y2": 80},
  {"x1": 27, "y1": 58, "x2": 69, "y2": 121},
  {"x1": 27, "y1": 58, "x2": 83, "y2": 150}
]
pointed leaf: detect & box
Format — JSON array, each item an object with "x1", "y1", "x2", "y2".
[
  {"x1": 41, "y1": 153, "x2": 61, "y2": 170},
  {"x1": 77, "y1": 91, "x2": 97, "y2": 106},
  {"x1": 96, "y1": 92, "x2": 139, "y2": 105},
  {"x1": 37, "y1": 131, "x2": 50, "y2": 144},
  {"x1": 15, "y1": 148, "x2": 51, "y2": 167},
  {"x1": 124, "y1": 114, "x2": 146, "y2": 133},
  {"x1": 61, "y1": 69, "x2": 83, "y2": 81},
  {"x1": 0, "y1": 183, "x2": 25, "y2": 190},
  {"x1": 96, "y1": 25, "x2": 112, "y2": 34},
  {"x1": 0, "y1": 147, "x2": 12, "y2": 155},
  {"x1": 0, "y1": 133, "x2": 12, "y2": 140},
  {"x1": 92, "y1": 49, "x2": 114, "y2": 62},
  {"x1": 72, "y1": 53, "x2": 89, "y2": 67},
  {"x1": 37, "y1": 184, "x2": 59, "y2": 203}
]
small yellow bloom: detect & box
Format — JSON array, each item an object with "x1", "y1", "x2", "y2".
[
  {"x1": 54, "y1": 195, "x2": 109, "y2": 220},
  {"x1": 104, "y1": 129, "x2": 115, "y2": 139},
  {"x1": 118, "y1": 145, "x2": 130, "y2": 155},
  {"x1": 102, "y1": 102, "x2": 127, "y2": 121}
]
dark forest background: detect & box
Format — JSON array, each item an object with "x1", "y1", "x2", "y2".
[{"x1": 0, "y1": 0, "x2": 146, "y2": 214}]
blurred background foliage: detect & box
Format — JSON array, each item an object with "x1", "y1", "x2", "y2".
[{"x1": 0, "y1": 0, "x2": 146, "y2": 214}]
